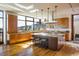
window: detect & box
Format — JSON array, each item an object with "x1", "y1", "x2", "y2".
[
  {"x1": 18, "y1": 21, "x2": 25, "y2": 30},
  {"x1": 17, "y1": 15, "x2": 42, "y2": 32},
  {"x1": 0, "y1": 18, "x2": 3, "y2": 42},
  {"x1": 26, "y1": 17, "x2": 33, "y2": 21},
  {"x1": 0, "y1": 11, "x2": 3, "y2": 42},
  {"x1": 33, "y1": 19, "x2": 41, "y2": 31},
  {"x1": 34, "y1": 18, "x2": 39, "y2": 22},
  {"x1": 0, "y1": 19, "x2": 3, "y2": 29},
  {"x1": 26, "y1": 17, "x2": 34, "y2": 31},
  {"x1": 0, "y1": 11, "x2": 3, "y2": 17},
  {"x1": 34, "y1": 22, "x2": 40, "y2": 30},
  {"x1": 41, "y1": 19, "x2": 45, "y2": 22},
  {"x1": 26, "y1": 21, "x2": 33, "y2": 31},
  {"x1": 0, "y1": 11, "x2": 3, "y2": 32},
  {"x1": 18, "y1": 15, "x2": 25, "y2": 20},
  {"x1": 17, "y1": 15, "x2": 25, "y2": 32}
]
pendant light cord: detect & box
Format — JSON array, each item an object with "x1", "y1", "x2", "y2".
[
  {"x1": 69, "y1": 3, "x2": 75, "y2": 12},
  {"x1": 47, "y1": 8, "x2": 49, "y2": 22},
  {"x1": 41, "y1": 9, "x2": 43, "y2": 20},
  {"x1": 54, "y1": 5, "x2": 58, "y2": 20}
]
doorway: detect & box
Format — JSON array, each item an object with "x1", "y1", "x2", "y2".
[{"x1": 72, "y1": 14, "x2": 79, "y2": 41}]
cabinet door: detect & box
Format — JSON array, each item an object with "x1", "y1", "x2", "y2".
[
  {"x1": 8, "y1": 14, "x2": 17, "y2": 33},
  {"x1": 48, "y1": 37, "x2": 58, "y2": 50}
]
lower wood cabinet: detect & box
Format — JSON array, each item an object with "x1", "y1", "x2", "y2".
[{"x1": 8, "y1": 32, "x2": 32, "y2": 44}]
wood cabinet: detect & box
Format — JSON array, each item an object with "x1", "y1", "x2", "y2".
[
  {"x1": 9, "y1": 32, "x2": 33, "y2": 44},
  {"x1": 8, "y1": 14, "x2": 17, "y2": 33},
  {"x1": 64, "y1": 33, "x2": 69, "y2": 41},
  {"x1": 55, "y1": 17, "x2": 69, "y2": 28}
]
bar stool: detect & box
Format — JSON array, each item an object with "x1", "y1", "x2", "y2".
[
  {"x1": 32, "y1": 35, "x2": 40, "y2": 46},
  {"x1": 40, "y1": 38, "x2": 48, "y2": 48}
]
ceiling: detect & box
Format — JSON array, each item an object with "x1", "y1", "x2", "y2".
[{"x1": 0, "y1": 3, "x2": 79, "y2": 18}]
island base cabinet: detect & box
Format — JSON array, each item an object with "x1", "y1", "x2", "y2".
[{"x1": 48, "y1": 37, "x2": 58, "y2": 51}]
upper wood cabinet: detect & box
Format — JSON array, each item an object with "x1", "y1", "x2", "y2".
[
  {"x1": 8, "y1": 14, "x2": 17, "y2": 33},
  {"x1": 55, "y1": 17, "x2": 69, "y2": 41},
  {"x1": 55, "y1": 17, "x2": 69, "y2": 28}
]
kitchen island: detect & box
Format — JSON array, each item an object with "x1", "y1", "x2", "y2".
[{"x1": 32, "y1": 32, "x2": 64, "y2": 51}]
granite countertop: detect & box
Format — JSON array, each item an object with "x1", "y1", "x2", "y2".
[{"x1": 33, "y1": 32, "x2": 64, "y2": 37}]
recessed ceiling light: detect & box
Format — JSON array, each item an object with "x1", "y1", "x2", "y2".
[
  {"x1": 14, "y1": 3, "x2": 34, "y2": 10},
  {"x1": 30, "y1": 9, "x2": 39, "y2": 13}
]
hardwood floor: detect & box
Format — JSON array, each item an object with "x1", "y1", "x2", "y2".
[{"x1": 0, "y1": 41, "x2": 79, "y2": 56}]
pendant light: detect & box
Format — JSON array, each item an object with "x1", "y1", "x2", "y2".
[
  {"x1": 54, "y1": 5, "x2": 58, "y2": 19},
  {"x1": 52, "y1": 9, "x2": 54, "y2": 21},
  {"x1": 35, "y1": 10, "x2": 37, "y2": 18},
  {"x1": 41, "y1": 9, "x2": 43, "y2": 19},
  {"x1": 45, "y1": 6, "x2": 57, "y2": 24},
  {"x1": 47, "y1": 8, "x2": 50, "y2": 22},
  {"x1": 52, "y1": 5, "x2": 58, "y2": 28},
  {"x1": 41, "y1": 9, "x2": 43, "y2": 22},
  {"x1": 69, "y1": 3, "x2": 75, "y2": 12},
  {"x1": 43, "y1": 8, "x2": 50, "y2": 23},
  {"x1": 52, "y1": 5, "x2": 58, "y2": 23}
]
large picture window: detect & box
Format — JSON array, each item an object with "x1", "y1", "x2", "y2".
[
  {"x1": 17, "y1": 15, "x2": 25, "y2": 32},
  {"x1": 18, "y1": 15, "x2": 25, "y2": 20},
  {"x1": 26, "y1": 17, "x2": 33, "y2": 21},
  {"x1": 34, "y1": 18, "x2": 40, "y2": 31},
  {"x1": 26, "y1": 21, "x2": 33, "y2": 31},
  {"x1": 0, "y1": 11, "x2": 3, "y2": 17},
  {"x1": 26, "y1": 17, "x2": 34, "y2": 31},
  {"x1": 0, "y1": 11, "x2": 3, "y2": 43},
  {"x1": 0, "y1": 19, "x2": 3, "y2": 29},
  {"x1": 17, "y1": 15, "x2": 41, "y2": 32}
]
